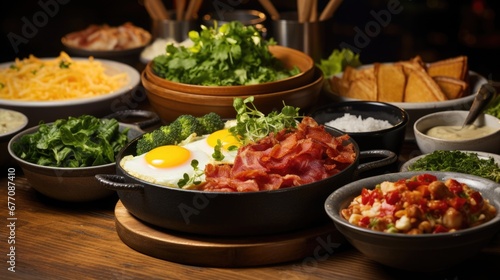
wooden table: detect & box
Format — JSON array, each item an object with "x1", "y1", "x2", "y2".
[{"x1": 1, "y1": 139, "x2": 499, "y2": 280}]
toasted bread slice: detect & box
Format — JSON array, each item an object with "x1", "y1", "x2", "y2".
[
  {"x1": 330, "y1": 75, "x2": 351, "y2": 96},
  {"x1": 404, "y1": 69, "x2": 447, "y2": 102},
  {"x1": 433, "y1": 76, "x2": 469, "y2": 99},
  {"x1": 427, "y1": 56, "x2": 468, "y2": 80},
  {"x1": 346, "y1": 78, "x2": 377, "y2": 101},
  {"x1": 375, "y1": 63, "x2": 406, "y2": 102}
]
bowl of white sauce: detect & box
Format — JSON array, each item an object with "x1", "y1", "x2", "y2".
[
  {"x1": 0, "y1": 109, "x2": 28, "y2": 166},
  {"x1": 310, "y1": 101, "x2": 409, "y2": 155},
  {"x1": 414, "y1": 110, "x2": 500, "y2": 154}
]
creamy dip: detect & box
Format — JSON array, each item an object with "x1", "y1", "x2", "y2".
[
  {"x1": 426, "y1": 125, "x2": 498, "y2": 140},
  {"x1": 0, "y1": 109, "x2": 27, "y2": 135}
]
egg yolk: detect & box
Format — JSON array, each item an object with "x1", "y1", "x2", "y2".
[
  {"x1": 206, "y1": 129, "x2": 241, "y2": 150},
  {"x1": 145, "y1": 145, "x2": 191, "y2": 168}
]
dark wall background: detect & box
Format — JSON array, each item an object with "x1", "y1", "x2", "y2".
[{"x1": 2, "y1": 0, "x2": 499, "y2": 79}]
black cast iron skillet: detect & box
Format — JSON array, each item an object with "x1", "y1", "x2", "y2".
[{"x1": 96, "y1": 126, "x2": 396, "y2": 237}]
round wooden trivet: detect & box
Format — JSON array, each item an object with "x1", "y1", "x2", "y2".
[{"x1": 114, "y1": 200, "x2": 346, "y2": 267}]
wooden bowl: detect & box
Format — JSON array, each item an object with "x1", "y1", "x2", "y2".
[
  {"x1": 142, "y1": 67, "x2": 324, "y2": 122},
  {"x1": 144, "y1": 45, "x2": 315, "y2": 96}
]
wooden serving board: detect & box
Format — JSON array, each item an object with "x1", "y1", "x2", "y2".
[{"x1": 114, "y1": 200, "x2": 347, "y2": 267}]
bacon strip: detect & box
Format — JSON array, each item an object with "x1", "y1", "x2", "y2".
[{"x1": 202, "y1": 117, "x2": 356, "y2": 192}]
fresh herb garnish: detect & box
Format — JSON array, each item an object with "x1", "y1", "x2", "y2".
[
  {"x1": 408, "y1": 150, "x2": 500, "y2": 183},
  {"x1": 229, "y1": 96, "x2": 302, "y2": 145},
  {"x1": 59, "y1": 60, "x2": 71, "y2": 69},
  {"x1": 152, "y1": 21, "x2": 299, "y2": 86},
  {"x1": 12, "y1": 115, "x2": 129, "y2": 167},
  {"x1": 177, "y1": 160, "x2": 204, "y2": 188},
  {"x1": 212, "y1": 139, "x2": 225, "y2": 161}
]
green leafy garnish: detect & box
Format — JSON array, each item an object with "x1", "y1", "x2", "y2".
[
  {"x1": 407, "y1": 150, "x2": 500, "y2": 183},
  {"x1": 177, "y1": 160, "x2": 204, "y2": 188},
  {"x1": 59, "y1": 60, "x2": 71, "y2": 69},
  {"x1": 317, "y1": 48, "x2": 362, "y2": 77},
  {"x1": 12, "y1": 115, "x2": 129, "y2": 167},
  {"x1": 152, "y1": 21, "x2": 299, "y2": 86},
  {"x1": 229, "y1": 96, "x2": 301, "y2": 145},
  {"x1": 212, "y1": 139, "x2": 225, "y2": 161},
  {"x1": 485, "y1": 94, "x2": 500, "y2": 118}
]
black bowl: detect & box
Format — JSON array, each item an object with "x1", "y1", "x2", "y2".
[{"x1": 310, "y1": 101, "x2": 409, "y2": 155}]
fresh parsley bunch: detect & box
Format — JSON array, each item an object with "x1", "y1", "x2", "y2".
[{"x1": 152, "y1": 21, "x2": 299, "y2": 86}]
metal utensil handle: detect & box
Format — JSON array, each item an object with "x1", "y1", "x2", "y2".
[
  {"x1": 463, "y1": 83, "x2": 497, "y2": 127},
  {"x1": 95, "y1": 174, "x2": 144, "y2": 191}
]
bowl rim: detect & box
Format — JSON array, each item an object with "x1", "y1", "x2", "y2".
[
  {"x1": 325, "y1": 171, "x2": 500, "y2": 239},
  {"x1": 0, "y1": 58, "x2": 140, "y2": 107},
  {"x1": 144, "y1": 45, "x2": 315, "y2": 94},
  {"x1": 324, "y1": 68, "x2": 487, "y2": 109},
  {"x1": 0, "y1": 108, "x2": 29, "y2": 139},
  {"x1": 142, "y1": 66, "x2": 324, "y2": 104},
  {"x1": 413, "y1": 110, "x2": 500, "y2": 143},
  {"x1": 310, "y1": 101, "x2": 410, "y2": 135}
]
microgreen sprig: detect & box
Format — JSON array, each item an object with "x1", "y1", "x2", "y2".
[{"x1": 229, "y1": 96, "x2": 302, "y2": 145}]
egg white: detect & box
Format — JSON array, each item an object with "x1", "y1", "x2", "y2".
[{"x1": 120, "y1": 129, "x2": 239, "y2": 189}]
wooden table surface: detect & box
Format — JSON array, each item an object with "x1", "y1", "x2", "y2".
[{"x1": 1, "y1": 139, "x2": 499, "y2": 280}]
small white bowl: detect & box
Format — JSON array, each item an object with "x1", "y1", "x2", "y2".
[{"x1": 414, "y1": 111, "x2": 500, "y2": 154}]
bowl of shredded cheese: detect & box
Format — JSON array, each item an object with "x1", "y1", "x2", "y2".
[{"x1": 0, "y1": 52, "x2": 140, "y2": 127}]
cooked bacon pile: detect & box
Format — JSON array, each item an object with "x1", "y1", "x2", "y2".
[
  {"x1": 63, "y1": 22, "x2": 152, "y2": 51},
  {"x1": 202, "y1": 117, "x2": 356, "y2": 192}
]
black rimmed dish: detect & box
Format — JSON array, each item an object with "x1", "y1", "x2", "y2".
[
  {"x1": 96, "y1": 126, "x2": 398, "y2": 237},
  {"x1": 310, "y1": 101, "x2": 409, "y2": 155},
  {"x1": 324, "y1": 171, "x2": 500, "y2": 272}
]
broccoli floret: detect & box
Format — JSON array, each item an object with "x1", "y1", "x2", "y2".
[
  {"x1": 136, "y1": 132, "x2": 155, "y2": 155},
  {"x1": 135, "y1": 122, "x2": 182, "y2": 155},
  {"x1": 173, "y1": 115, "x2": 203, "y2": 141},
  {"x1": 153, "y1": 123, "x2": 181, "y2": 145},
  {"x1": 197, "y1": 112, "x2": 225, "y2": 135}
]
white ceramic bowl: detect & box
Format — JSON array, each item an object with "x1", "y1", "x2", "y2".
[
  {"x1": 0, "y1": 109, "x2": 28, "y2": 166},
  {"x1": 0, "y1": 58, "x2": 140, "y2": 128},
  {"x1": 413, "y1": 111, "x2": 500, "y2": 154},
  {"x1": 324, "y1": 69, "x2": 488, "y2": 140}
]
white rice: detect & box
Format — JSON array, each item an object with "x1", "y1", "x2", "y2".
[{"x1": 325, "y1": 113, "x2": 393, "y2": 132}]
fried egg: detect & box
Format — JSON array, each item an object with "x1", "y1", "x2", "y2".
[{"x1": 120, "y1": 128, "x2": 241, "y2": 189}]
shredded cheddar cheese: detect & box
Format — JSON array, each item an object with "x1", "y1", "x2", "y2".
[{"x1": 0, "y1": 52, "x2": 128, "y2": 101}]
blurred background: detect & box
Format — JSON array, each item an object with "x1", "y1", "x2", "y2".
[{"x1": 1, "y1": 0, "x2": 499, "y2": 79}]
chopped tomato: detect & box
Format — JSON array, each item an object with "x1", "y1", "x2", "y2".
[
  {"x1": 417, "y1": 174, "x2": 437, "y2": 184},
  {"x1": 428, "y1": 200, "x2": 448, "y2": 214},
  {"x1": 433, "y1": 224, "x2": 449, "y2": 233},
  {"x1": 361, "y1": 188, "x2": 381, "y2": 205},
  {"x1": 359, "y1": 216, "x2": 371, "y2": 227},
  {"x1": 469, "y1": 191, "x2": 484, "y2": 213},
  {"x1": 385, "y1": 190, "x2": 400, "y2": 205},
  {"x1": 447, "y1": 179, "x2": 464, "y2": 195},
  {"x1": 448, "y1": 197, "x2": 467, "y2": 210}
]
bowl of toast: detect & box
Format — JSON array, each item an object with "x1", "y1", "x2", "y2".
[{"x1": 324, "y1": 55, "x2": 488, "y2": 140}]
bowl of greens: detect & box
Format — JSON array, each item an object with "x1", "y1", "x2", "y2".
[
  {"x1": 145, "y1": 21, "x2": 315, "y2": 96},
  {"x1": 400, "y1": 150, "x2": 500, "y2": 183},
  {"x1": 8, "y1": 114, "x2": 147, "y2": 202}
]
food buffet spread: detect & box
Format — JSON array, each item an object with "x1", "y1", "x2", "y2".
[{"x1": 1, "y1": 0, "x2": 500, "y2": 279}]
